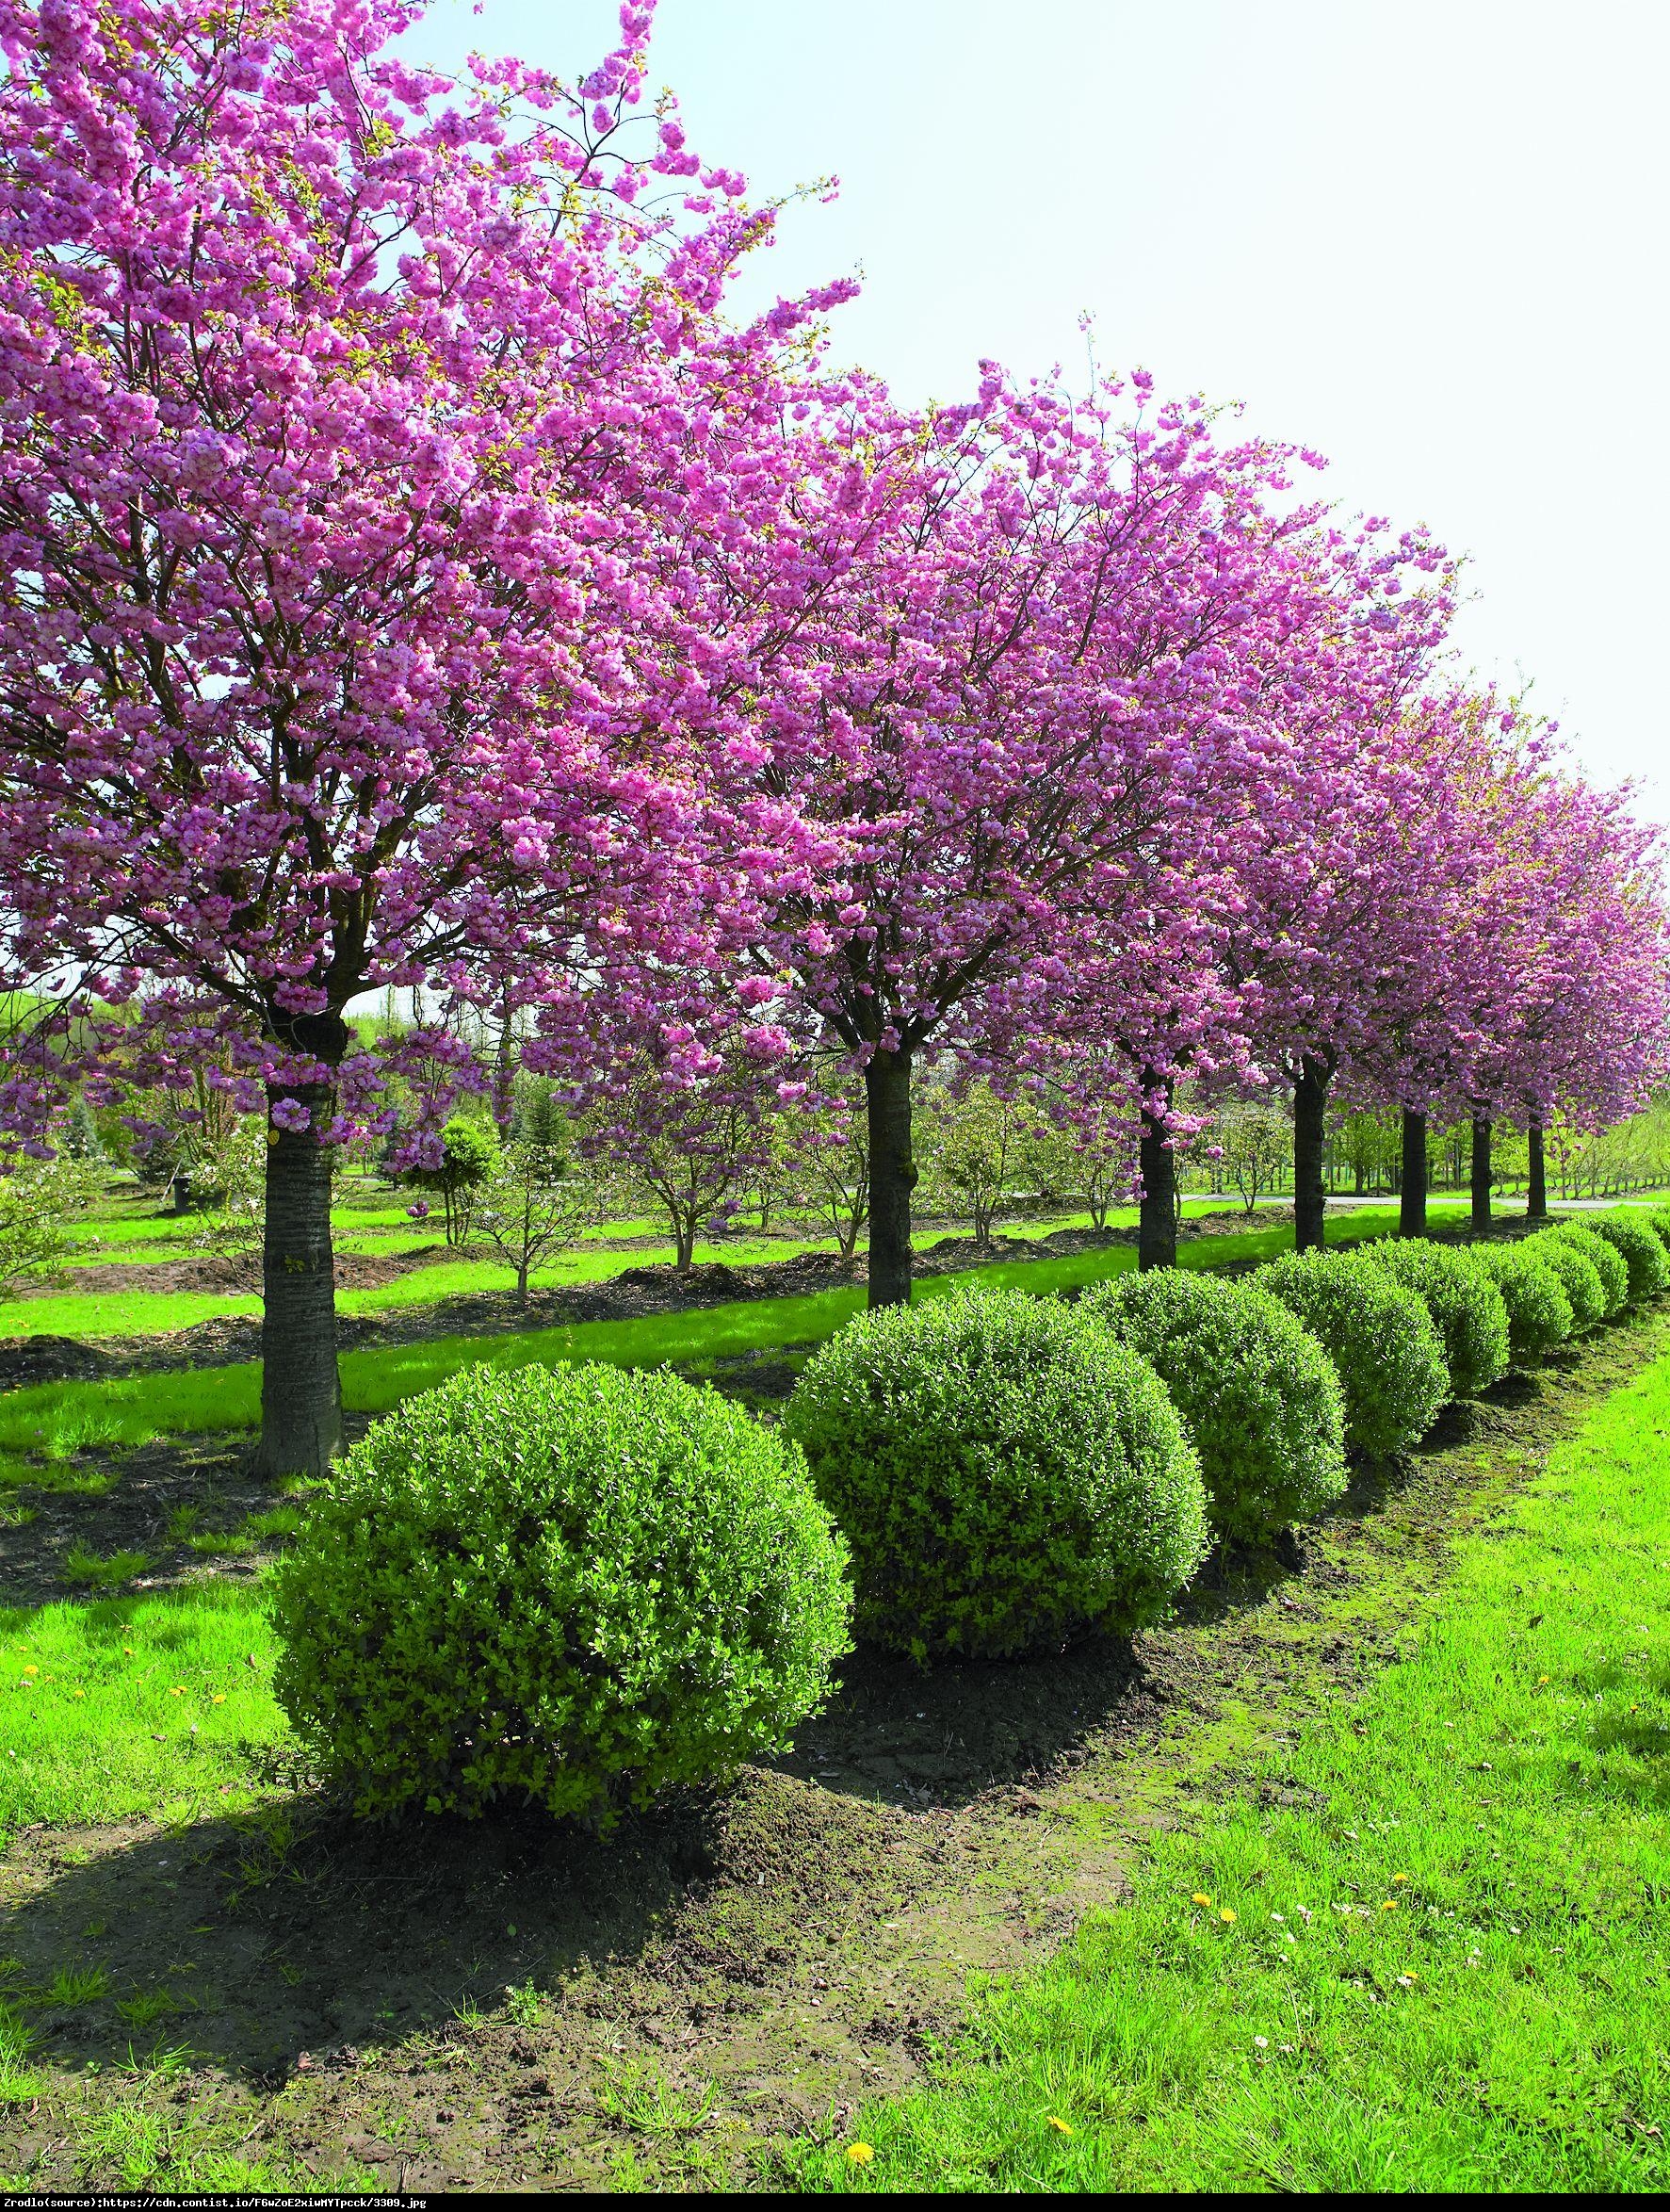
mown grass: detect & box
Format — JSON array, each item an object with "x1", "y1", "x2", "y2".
[
  {"x1": 0, "y1": 1290, "x2": 266, "y2": 1339},
  {"x1": 0, "y1": 1586, "x2": 285, "y2": 1834},
  {"x1": 16, "y1": 1192, "x2": 1318, "y2": 1341},
  {"x1": 796, "y1": 1328, "x2": 1670, "y2": 2194},
  {"x1": 0, "y1": 1206, "x2": 1465, "y2": 1478}
]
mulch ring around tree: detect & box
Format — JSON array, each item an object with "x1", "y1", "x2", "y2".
[{"x1": 2, "y1": 1310, "x2": 1663, "y2": 2192}]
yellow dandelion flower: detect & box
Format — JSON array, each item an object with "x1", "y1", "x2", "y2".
[
  {"x1": 122, "y1": 1647, "x2": 134, "y2": 1656},
  {"x1": 845, "y1": 2143, "x2": 875, "y2": 2166},
  {"x1": 1382, "y1": 1900, "x2": 1397, "y2": 1911},
  {"x1": 1220, "y1": 1909, "x2": 1237, "y2": 1925},
  {"x1": 1192, "y1": 1892, "x2": 1212, "y2": 1907},
  {"x1": 211, "y1": 1693, "x2": 226, "y2": 1705},
  {"x1": 1536, "y1": 1674, "x2": 1549, "y2": 1685},
  {"x1": 72, "y1": 1689, "x2": 85, "y2": 1700},
  {"x1": 1047, "y1": 2117, "x2": 1074, "y2": 2135},
  {"x1": 1392, "y1": 1873, "x2": 1409, "y2": 1883},
  {"x1": 169, "y1": 1685, "x2": 185, "y2": 1697}
]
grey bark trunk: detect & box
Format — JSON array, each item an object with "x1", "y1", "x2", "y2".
[
  {"x1": 1292, "y1": 1057, "x2": 1330, "y2": 1252},
  {"x1": 1137, "y1": 1077, "x2": 1176, "y2": 1271},
  {"x1": 1470, "y1": 1112, "x2": 1492, "y2": 1234},
  {"x1": 1400, "y1": 1109, "x2": 1428, "y2": 1237},
  {"x1": 865, "y1": 1047, "x2": 916, "y2": 1309},
  {"x1": 254, "y1": 1015, "x2": 348, "y2": 1479},
  {"x1": 1526, "y1": 1117, "x2": 1548, "y2": 1220}
]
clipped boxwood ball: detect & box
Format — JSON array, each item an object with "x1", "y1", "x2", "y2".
[
  {"x1": 1359, "y1": 1238, "x2": 1511, "y2": 1400},
  {"x1": 1081, "y1": 1268, "x2": 1348, "y2": 1542},
  {"x1": 1526, "y1": 1231, "x2": 1607, "y2": 1332},
  {"x1": 1469, "y1": 1244, "x2": 1575, "y2": 1365},
  {"x1": 783, "y1": 1284, "x2": 1208, "y2": 1662},
  {"x1": 1587, "y1": 1211, "x2": 1670, "y2": 1305},
  {"x1": 1544, "y1": 1221, "x2": 1629, "y2": 1317},
  {"x1": 270, "y1": 1363, "x2": 852, "y2": 1824},
  {"x1": 1260, "y1": 1247, "x2": 1448, "y2": 1458},
  {"x1": 1643, "y1": 1205, "x2": 1670, "y2": 1254}
]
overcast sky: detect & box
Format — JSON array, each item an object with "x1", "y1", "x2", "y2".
[{"x1": 406, "y1": 0, "x2": 1668, "y2": 808}]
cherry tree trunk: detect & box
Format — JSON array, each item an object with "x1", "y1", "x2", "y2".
[
  {"x1": 673, "y1": 1210, "x2": 698, "y2": 1273},
  {"x1": 1470, "y1": 1113, "x2": 1492, "y2": 1234},
  {"x1": 255, "y1": 1017, "x2": 349, "y2": 1479},
  {"x1": 1292, "y1": 1058, "x2": 1330, "y2": 1253},
  {"x1": 1400, "y1": 1110, "x2": 1428, "y2": 1237},
  {"x1": 1526, "y1": 1117, "x2": 1548, "y2": 1220},
  {"x1": 866, "y1": 1047, "x2": 916, "y2": 1309},
  {"x1": 1138, "y1": 1079, "x2": 1176, "y2": 1271}
]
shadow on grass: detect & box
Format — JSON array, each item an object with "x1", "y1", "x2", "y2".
[{"x1": 1, "y1": 1557, "x2": 1303, "y2": 2090}]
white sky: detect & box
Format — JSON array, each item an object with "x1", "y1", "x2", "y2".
[{"x1": 406, "y1": 0, "x2": 1669, "y2": 809}]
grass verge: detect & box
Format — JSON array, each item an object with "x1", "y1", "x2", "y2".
[{"x1": 795, "y1": 1326, "x2": 1670, "y2": 2193}]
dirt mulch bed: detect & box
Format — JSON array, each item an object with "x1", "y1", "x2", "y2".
[
  {"x1": 30, "y1": 1242, "x2": 456, "y2": 1301},
  {"x1": 1, "y1": 1312, "x2": 1663, "y2": 2191}
]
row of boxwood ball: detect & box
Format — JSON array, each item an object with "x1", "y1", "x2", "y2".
[{"x1": 270, "y1": 1208, "x2": 1670, "y2": 1827}]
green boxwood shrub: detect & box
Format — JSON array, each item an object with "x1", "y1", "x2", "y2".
[
  {"x1": 1468, "y1": 1244, "x2": 1575, "y2": 1365},
  {"x1": 782, "y1": 1284, "x2": 1208, "y2": 1662},
  {"x1": 1543, "y1": 1220, "x2": 1629, "y2": 1317},
  {"x1": 1643, "y1": 1205, "x2": 1670, "y2": 1253},
  {"x1": 270, "y1": 1363, "x2": 851, "y2": 1824},
  {"x1": 1359, "y1": 1238, "x2": 1511, "y2": 1399},
  {"x1": 1586, "y1": 1211, "x2": 1670, "y2": 1305},
  {"x1": 1081, "y1": 1269, "x2": 1348, "y2": 1542},
  {"x1": 1526, "y1": 1231, "x2": 1608, "y2": 1332},
  {"x1": 1259, "y1": 1247, "x2": 1448, "y2": 1458}
]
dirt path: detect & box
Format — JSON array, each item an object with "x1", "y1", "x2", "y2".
[{"x1": 2, "y1": 1311, "x2": 1663, "y2": 2192}]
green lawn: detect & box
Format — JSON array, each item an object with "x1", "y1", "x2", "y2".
[
  {"x1": 797, "y1": 1333, "x2": 1670, "y2": 2193},
  {"x1": 0, "y1": 1206, "x2": 1467, "y2": 1489},
  {"x1": 7, "y1": 1195, "x2": 1450, "y2": 1342},
  {"x1": 0, "y1": 1586, "x2": 283, "y2": 1834}
]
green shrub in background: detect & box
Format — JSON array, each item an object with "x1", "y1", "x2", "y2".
[
  {"x1": 270, "y1": 1364, "x2": 851, "y2": 1824},
  {"x1": 1081, "y1": 1270, "x2": 1348, "y2": 1542},
  {"x1": 783, "y1": 1284, "x2": 1208, "y2": 1662},
  {"x1": 1359, "y1": 1239, "x2": 1511, "y2": 1400},
  {"x1": 1542, "y1": 1221, "x2": 1629, "y2": 1318},
  {"x1": 1259, "y1": 1248, "x2": 1449, "y2": 1458},
  {"x1": 1643, "y1": 1206, "x2": 1670, "y2": 1254},
  {"x1": 1585, "y1": 1211, "x2": 1670, "y2": 1305},
  {"x1": 1469, "y1": 1244, "x2": 1576, "y2": 1365},
  {"x1": 1527, "y1": 1232, "x2": 1608, "y2": 1332}
]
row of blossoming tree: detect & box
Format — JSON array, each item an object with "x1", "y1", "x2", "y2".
[{"x1": 1, "y1": 0, "x2": 1665, "y2": 1474}]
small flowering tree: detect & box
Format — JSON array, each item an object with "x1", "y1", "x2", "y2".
[
  {"x1": 793, "y1": 1104, "x2": 871, "y2": 1269},
  {"x1": 474, "y1": 1142, "x2": 600, "y2": 1309},
  {"x1": 569, "y1": 1025, "x2": 788, "y2": 1273},
  {"x1": 1215, "y1": 1099, "x2": 1291, "y2": 1214},
  {"x1": 404, "y1": 1116, "x2": 498, "y2": 1248},
  {"x1": 0, "y1": 1145, "x2": 100, "y2": 1302}
]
